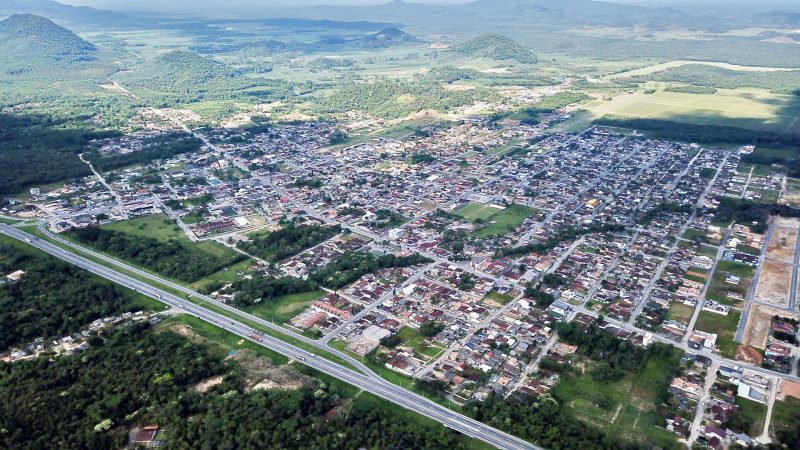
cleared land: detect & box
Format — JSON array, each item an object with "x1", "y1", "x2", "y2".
[
  {"x1": 753, "y1": 260, "x2": 792, "y2": 308},
  {"x1": 243, "y1": 290, "x2": 326, "y2": 324},
  {"x1": 742, "y1": 304, "x2": 796, "y2": 350},
  {"x1": 666, "y1": 302, "x2": 695, "y2": 324},
  {"x1": 586, "y1": 88, "x2": 800, "y2": 134},
  {"x1": 766, "y1": 218, "x2": 799, "y2": 263}
]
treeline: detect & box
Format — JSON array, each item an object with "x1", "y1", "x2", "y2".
[
  {"x1": 310, "y1": 252, "x2": 431, "y2": 290},
  {"x1": 86, "y1": 133, "x2": 203, "y2": 173},
  {"x1": 71, "y1": 227, "x2": 245, "y2": 283},
  {"x1": 237, "y1": 225, "x2": 340, "y2": 262},
  {"x1": 0, "y1": 112, "x2": 118, "y2": 194},
  {"x1": 663, "y1": 85, "x2": 717, "y2": 95},
  {"x1": 0, "y1": 238, "x2": 136, "y2": 350},
  {"x1": 497, "y1": 223, "x2": 624, "y2": 258},
  {"x1": 712, "y1": 197, "x2": 800, "y2": 233},
  {"x1": 594, "y1": 117, "x2": 800, "y2": 151},
  {"x1": 227, "y1": 276, "x2": 318, "y2": 309},
  {"x1": 636, "y1": 64, "x2": 800, "y2": 95},
  {"x1": 741, "y1": 152, "x2": 800, "y2": 178}
]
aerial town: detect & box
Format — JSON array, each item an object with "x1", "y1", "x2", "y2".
[{"x1": 4, "y1": 106, "x2": 800, "y2": 450}]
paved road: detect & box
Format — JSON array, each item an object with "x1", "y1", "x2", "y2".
[
  {"x1": 34, "y1": 222, "x2": 378, "y2": 380},
  {"x1": 788, "y1": 219, "x2": 800, "y2": 310},
  {"x1": 0, "y1": 224, "x2": 540, "y2": 450}
]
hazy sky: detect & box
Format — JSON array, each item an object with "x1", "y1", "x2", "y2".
[{"x1": 58, "y1": 0, "x2": 800, "y2": 12}]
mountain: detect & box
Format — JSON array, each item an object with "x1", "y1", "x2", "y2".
[
  {"x1": 453, "y1": 34, "x2": 538, "y2": 64},
  {"x1": 0, "y1": 14, "x2": 96, "y2": 73},
  {"x1": 355, "y1": 28, "x2": 419, "y2": 49},
  {"x1": 0, "y1": 0, "x2": 140, "y2": 28}
]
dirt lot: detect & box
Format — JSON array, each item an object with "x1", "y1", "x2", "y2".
[
  {"x1": 736, "y1": 345, "x2": 764, "y2": 366},
  {"x1": 780, "y1": 192, "x2": 800, "y2": 208},
  {"x1": 742, "y1": 304, "x2": 794, "y2": 350},
  {"x1": 766, "y1": 218, "x2": 799, "y2": 263},
  {"x1": 753, "y1": 260, "x2": 792, "y2": 308},
  {"x1": 778, "y1": 380, "x2": 800, "y2": 401}
]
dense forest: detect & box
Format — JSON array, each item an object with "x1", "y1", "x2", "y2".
[
  {"x1": 310, "y1": 251, "x2": 432, "y2": 290},
  {"x1": 0, "y1": 322, "x2": 473, "y2": 450},
  {"x1": 227, "y1": 276, "x2": 319, "y2": 309},
  {"x1": 237, "y1": 224, "x2": 340, "y2": 262},
  {"x1": 594, "y1": 117, "x2": 800, "y2": 151},
  {"x1": 70, "y1": 227, "x2": 245, "y2": 283},
  {"x1": 86, "y1": 133, "x2": 203, "y2": 172},
  {"x1": 0, "y1": 112, "x2": 118, "y2": 194},
  {"x1": 0, "y1": 237, "x2": 138, "y2": 351},
  {"x1": 712, "y1": 198, "x2": 800, "y2": 233}
]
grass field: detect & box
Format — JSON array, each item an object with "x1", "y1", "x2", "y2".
[
  {"x1": 482, "y1": 291, "x2": 515, "y2": 305},
  {"x1": 396, "y1": 326, "x2": 445, "y2": 360},
  {"x1": 736, "y1": 396, "x2": 768, "y2": 436},
  {"x1": 553, "y1": 348, "x2": 683, "y2": 449},
  {"x1": 243, "y1": 290, "x2": 326, "y2": 324},
  {"x1": 694, "y1": 310, "x2": 742, "y2": 358},
  {"x1": 471, "y1": 204, "x2": 535, "y2": 238},
  {"x1": 585, "y1": 87, "x2": 800, "y2": 134},
  {"x1": 770, "y1": 396, "x2": 800, "y2": 441},
  {"x1": 455, "y1": 203, "x2": 504, "y2": 222},
  {"x1": 99, "y1": 214, "x2": 249, "y2": 285},
  {"x1": 667, "y1": 302, "x2": 695, "y2": 324}
]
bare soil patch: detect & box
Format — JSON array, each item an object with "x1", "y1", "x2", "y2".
[
  {"x1": 736, "y1": 345, "x2": 764, "y2": 366},
  {"x1": 780, "y1": 192, "x2": 800, "y2": 207},
  {"x1": 193, "y1": 375, "x2": 224, "y2": 393},
  {"x1": 753, "y1": 260, "x2": 792, "y2": 308},
  {"x1": 766, "y1": 220, "x2": 799, "y2": 263},
  {"x1": 778, "y1": 380, "x2": 800, "y2": 401},
  {"x1": 743, "y1": 304, "x2": 797, "y2": 349}
]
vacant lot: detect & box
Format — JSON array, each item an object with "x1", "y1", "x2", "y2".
[
  {"x1": 553, "y1": 349, "x2": 683, "y2": 450},
  {"x1": 667, "y1": 302, "x2": 695, "y2": 325},
  {"x1": 586, "y1": 88, "x2": 800, "y2": 134},
  {"x1": 244, "y1": 290, "x2": 325, "y2": 324},
  {"x1": 754, "y1": 260, "x2": 792, "y2": 308},
  {"x1": 694, "y1": 309, "x2": 742, "y2": 358},
  {"x1": 742, "y1": 304, "x2": 795, "y2": 350},
  {"x1": 766, "y1": 218, "x2": 799, "y2": 263}
]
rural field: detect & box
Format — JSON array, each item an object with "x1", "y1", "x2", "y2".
[{"x1": 585, "y1": 87, "x2": 800, "y2": 134}]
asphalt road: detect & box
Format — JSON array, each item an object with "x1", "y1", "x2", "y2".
[{"x1": 0, "y1": 224, "x2": 540, "y2": 450}]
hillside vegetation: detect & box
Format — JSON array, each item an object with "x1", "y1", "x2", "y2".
[
  {"x1": 0, "y1": 14, "x2": 97, "y2": 74},
  {"x1": 453, "y1": 34, "x2": 538, "y2": 64}
]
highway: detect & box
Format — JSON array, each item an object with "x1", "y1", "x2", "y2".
[{"x1": 0, "y1": 223, "x2": 540, "y2": 450}]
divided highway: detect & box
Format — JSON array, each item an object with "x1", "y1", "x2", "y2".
[{"x1": 0, "y1": 224, "x2": 540, "y2": 450}]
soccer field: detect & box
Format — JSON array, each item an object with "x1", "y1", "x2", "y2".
[{"x1": 587, "y1": 87, "x2": 800, "y2": 134}]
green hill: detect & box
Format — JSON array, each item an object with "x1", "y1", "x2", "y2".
[
  {"x1": 356, "y1": 27, "x2": 419, "y2": 48},
  {"x1": 0, "y1": 14, "x2": 97, "y2": 74},
  {"x1": 453, "y1": 34, "x2": 538, "y2": 64}
]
